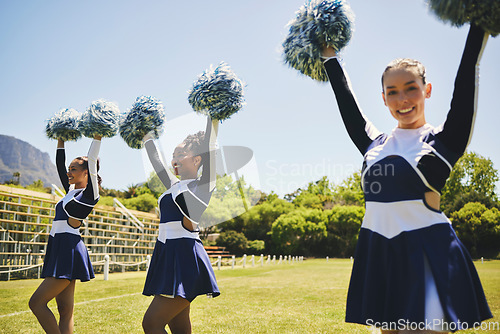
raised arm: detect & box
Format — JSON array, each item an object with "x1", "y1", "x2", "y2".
[
  {"x1": 323, "y1": 56, "x2": 382, "y2": 155},
  {"x1": 435, "y1": 24, "x2": 489, "y2": 160},
  {"x1": 81, "y1": 137, "x2": 101, "y2": 202},
  {"x1": 56, "y1": 139, "x2": 70, "y2": 193},
  {"x1": 199, "y1": 116, "x2": 218, "y2": 193},
  {"x1": 143, "y1": 133, "x2": 179, "y2": 190}
]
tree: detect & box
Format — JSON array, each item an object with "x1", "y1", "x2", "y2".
[
  {"x1": 12, "y1": 172, "x2": 21, "y2": 185},
  {"x1": 216, "y1": 230, "x2": 248, "y2": 256},
  {"x1": 320, "y1": 205, "x2": 364, "y2": 258},
  {"x1": 122, "y1": 193, "x2": 158, "y2": 212},
  {"x1": 220, "y1": 194, "x2": 294, "y2": 252},
  {"x1": 288, "y1": 176, "x2": 335, "y2": 210},
  {"x1": 201, "y1": 174, "x2": 262, "y2": 230},
  {"x1": 451, "y1": 202, "x2": 500, "y2": 258},
  {"x1": 247, "y1": 240, "x2": 265, "y2": 254},
  {"x1": 271, "y1": 208, "x2": 327, "y2": 255},
  {"x1": 124, "y1": 183, "x2": 141, "y2": 198},
  {"x1": 26, "y1": 179, "x2": 47, "y2": 192},
  {"x1": 441, "y1": 151, "x2": 499, "y2": 215},
  {"x1": 332, "y1": 171, "x2": 364, "y2": 206}
]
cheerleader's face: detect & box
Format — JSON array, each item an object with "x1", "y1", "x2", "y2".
[
  {"x1": 67, "y1": 160, "x2": 88, "y2": 188},
  {"x1": 172, "y1": 145, "x2": 201, "y2": 179},
  {"x1": 382, "y1": 67, "x2": 432, "y2": 129}
]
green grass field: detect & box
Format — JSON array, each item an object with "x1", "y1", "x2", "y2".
[{"x1": 1, "y1": 259, "x2": 499, "y2": 333}]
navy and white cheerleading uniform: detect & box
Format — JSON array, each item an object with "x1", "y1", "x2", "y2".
[
  {"x1": 142, "y1": 119, "x2": 220, "y2": 302},
  {"x1": 41, "y1": 139, "x2": 100, "y2": 282},
  {"x1": 324, "y1": 25, "x2": 492, "y2": 330}
]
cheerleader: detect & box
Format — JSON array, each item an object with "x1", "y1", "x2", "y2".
[
  {"x1": 322, "y1": 24, "x2": 492, "y2": 333},
  {"x1": 29, "y1": 135, "x2": 101, "y2": 334},
  {"x1": 141, "y1": 116, "x2": 219, "y2": 334}
]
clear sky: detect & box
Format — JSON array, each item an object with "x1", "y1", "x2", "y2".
[{"x1": 1, "y1": 0, "x2": 499, "y2": 196}]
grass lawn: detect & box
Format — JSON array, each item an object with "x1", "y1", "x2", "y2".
[{"x1": 0, "y1": 259, "x2": 498, "y2": 333}]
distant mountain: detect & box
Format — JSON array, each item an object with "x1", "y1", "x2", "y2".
[{"x1": 0, "y1": 135, "x2": 60, "y2": 187}]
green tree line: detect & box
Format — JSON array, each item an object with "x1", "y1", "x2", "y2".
[
  {"x1": 4, "y1": 151, "x2": 499, "y2": 259},
  {"x1": 215, "y1": 151, "x2": 500, "y2": 259}
]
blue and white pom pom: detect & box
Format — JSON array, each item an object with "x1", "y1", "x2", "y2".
[
  {"x1": 80, "y1": 99, "x2": 120, "y2": 138},
  {"x1": 187, "y1": 62, "x2": 245, "y2": 121},
  {"x1": 427, "y1": 0, "x2": 500, "y2": 37},
  {"x1": 45, "y1": 108, "x2": 82, "y2": 142},
  {"x1": 283, "y1": 0, "x2": 354, "y2": 81},
  {"x1": 119, "y1": 96, "x2": 165, "y2": 149}
]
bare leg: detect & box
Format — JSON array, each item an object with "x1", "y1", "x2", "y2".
[
  {"x1": 142, "y1": 296, "x2": 190, "y2": 334},
  {"x1": 29, "y1": 277, "x2": 72, "y2": 334},
  {"x1": 56, "y1": 280, "x2": 76, "y2": 334},
  {"x1": 168, "y1": 305, "x2": 191, "y2": 334}
]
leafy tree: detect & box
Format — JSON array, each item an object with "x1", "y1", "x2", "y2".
[
  {"x1": 292, "y1": 191, "x2": 324, "y2": 210},
  {"x1": 201, "y1": 175, "x2": 262, "y2": 230},
  {"x1": 247, "y1": 240, "x2": 265, "y2": 254},
  {"x1": 100, "y1": 187, "x2": 127, "y2": 198},
  {"x1": 12, "y1": 172, "x2": 21, "y2": 185},
  {"x1": 201, "y1": 196, "x2": 247, "y2": 229},
  {"x1": 271, "y1": 208, "x2": 327, "y2": 255},
  {"x1": 319, "y1": 205, "x2": 364, "y2": 258},
  {"x1": 290, "y1": 176, "x2": 334, "y2": 210},
  {"x1": 124, "y1": 183, "x2": 141, "y2": 198},
  {"x1": 26, "y1": 179, "x2": 50, "y2": 193},
  {"x1": 97, "y1": 196, "x2": 115, "y2": 207},
  {"x1": 451, "y1": 202, "x2": 500, "y2": 258},
  {"x1": 332, "y1": 171, "x2": 364, "y2": 206},
  {"x1": 220, "y1": 193, "x2": 293, "y2": 252},
  {"x1": 123, "y1": 193, "x2": 158, "y2": 213},
  {"x1": 441, "y1": 152, "x2": 499, "y2": 215},
  {"x1": 216, "y1": 230, "x2": 248, "y2": 256}
]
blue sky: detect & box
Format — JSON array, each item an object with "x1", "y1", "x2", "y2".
[{"x1": 1, "y1": 0, "x2": 499, "y2": 196}]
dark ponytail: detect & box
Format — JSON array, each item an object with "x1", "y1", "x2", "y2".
[{"x1": 74, "y1": 156, "x2": 102, "y2": 186}]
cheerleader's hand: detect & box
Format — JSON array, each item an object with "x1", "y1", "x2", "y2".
[
  {"x1": 142, "y1": 131, "x2": 155, "y2": 143},
  {"x1": 321, "y1": 46, "x2": 337, "y2": 58},
  {"x1": 94, "y1": 135, "x2": 102, "y2": 141},
  {"x1": 57, "y1": 138, "x2": 65, "y2": 148}
]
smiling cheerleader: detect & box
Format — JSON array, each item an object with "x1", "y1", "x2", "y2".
[
  {"x1": 29, "y1": 133, "x2": 102, "y2": 333},
  {"x1": 321, "y1": 22, "x2": 493, "y2": 334},
  {"x1": 140, "y1": 62, "x2": 244, "y2": 334}
]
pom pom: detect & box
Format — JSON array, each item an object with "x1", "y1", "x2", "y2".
[
  {"x1": 45, "y1": 108, "x2": 82, "y2": 141},
  {"x1": 119, "y1": 96, "x2": 165, "y2": 149},
  {"x1": 80, "y1": 99, "x2": 120, "y2": 138},
  {"x1": 282, "y1": 0, "x2": 355, "y2": 81},
  {"x1": 187, "y1": 62, "x2": 245, "y2": 121},
  {"x1": 427, "y1": 0, "x2": 500, "y2": 37}
]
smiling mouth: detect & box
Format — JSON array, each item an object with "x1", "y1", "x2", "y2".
[{"x1": 398, "y1": 107, "x2": 414, "y2": 114}]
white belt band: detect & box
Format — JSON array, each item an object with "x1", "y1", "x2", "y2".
[
  {"x1": 157, "y1": 221, "x2": 199, "y2": 243},
  {"x1": 49, "y1": 220, "x2": 81, "y2": 237},
  {"x1": 363, "y1": 200, "x2": 451, "y2": 239}
]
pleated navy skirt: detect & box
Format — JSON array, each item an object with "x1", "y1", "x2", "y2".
[
  {"x1": 346, "y1": 223, "x2": 492, "y2": 331},
  {"x1": 143, "y1": 237, "x2": 220, "y2": 302},
  {"x1": 41, "y1": 232, "x2": 94, "y2": 282}
]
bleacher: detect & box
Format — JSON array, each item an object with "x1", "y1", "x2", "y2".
[
  {"x1": 0, "y1": 184, "x2": 160, "y2": 279},
  {"x1": 0, "y1": 184, "x2": 239, "y2": 280},
  {"x1": 204, "y1": 245, "x2": 232, "y2": 258}
]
